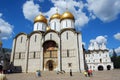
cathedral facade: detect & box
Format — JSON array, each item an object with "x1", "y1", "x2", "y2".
[
  {"x1": 10, "y1": 10, "x2": 113, "y2": 73},
  {"x1": 10, "y1": 11, "x2": 85, "y2": 72}
]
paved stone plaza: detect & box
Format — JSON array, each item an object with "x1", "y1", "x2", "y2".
[{"x1": 6, "y1": 69, "x2": 120, "y2": 80}]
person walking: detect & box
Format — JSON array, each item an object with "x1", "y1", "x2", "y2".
[
  {"x1": 70, "y1": 69, "x2": 72, "y2": 76},
  {"x1": 0, "y1": 65, "x2": 7, "y2": 80},
  {"x1": 83, "y1": 71, "x2": 87, "y2": 77}
]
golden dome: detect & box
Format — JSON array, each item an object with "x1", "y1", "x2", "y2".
[
  {"x1": 34, "y1": 14, "x2": 47, "y2": 24},
  {"x1": 61, "y1": 11, "x2": 75, "y2": 21},
  {"x1": 50, "y1": 13, "x2": 61, "y2": 21},
  {"x1": 46, "y1": 26, "x2": 51, "y2": 31}
]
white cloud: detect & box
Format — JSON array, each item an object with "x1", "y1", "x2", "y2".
[
  {"x1": 114, "y1": 33, "x2": 120, "y2": 40},
  {"x1": 0, "y1": 13, "x2": 2, "y2": 17},
  {"x1": 22, "y1": 0, "x2": 89, "y2": 28},
  {"x1": 22, "y1": 0, "x2": 40, "y2": 22},
  {"x1": 96, "y1": 36, "x2": 107, "y2": 44},
  {"x1": 115, "y1": 47, "x2": 120, "y2": 55},
  {"x1": 45, "y1": 0, "x2": 89, "y2": 28},
  {"x1": 90, "y1": 35, "x2": 107, "y2": 44},
  {"x1": 39, "y1": 0, "x2": 44, "y2": 2},
  {"x1": 0, "y1": 13, "x2": 13, "y2": 40},
  {"x1": 109, "y1": 47, "x2": 120, "y2": 56},
  {"x1": 87, "y1": 0, "x2": 120, "y2": 22}
]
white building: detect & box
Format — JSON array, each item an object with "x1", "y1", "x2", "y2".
[
  {"x1": 85, "y1": 41, "x2": 114, "y2": 71},
  {"x1": 10, "y1": 11, "x2": 85, "y2": 73}
]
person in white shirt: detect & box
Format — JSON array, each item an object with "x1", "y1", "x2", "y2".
[{"x1": 0, "y1": 65, "x2": 7, "y2": 80}]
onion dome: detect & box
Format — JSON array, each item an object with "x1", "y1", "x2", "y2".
[
  {"x1": 34, "y1": 14, "x2": 47, "y2": 24},
  {"x1": 50, "y1": 13, "x2": 61, "y2": 21},
  {"x1": 60, "y1": 11, "x2": 75, "y2": 21},
  {"x1": 46, "y1": 26, "x2": 51, "y2": 31}
]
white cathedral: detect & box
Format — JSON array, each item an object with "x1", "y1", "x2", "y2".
[{"x1": 10, "y1": 10, "x2": 113, "y2": 73}]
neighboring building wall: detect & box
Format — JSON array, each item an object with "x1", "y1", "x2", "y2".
[{"x1": 85, "y1": 50, "x2": 113, "y2": 71}]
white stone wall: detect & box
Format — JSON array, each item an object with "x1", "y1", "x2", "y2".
[
  {"x1": 61, "y1": 30, "x2": 80, "y2": 72},
  {"x1": 34, "y1": 22, "x2": 47, "y2": 31},
  {"x1": 28, "y1": 33, "x2": 42, "y2": 72},
  {"x1": 27, "y1": 59, "x2": 41, "y2": 72},
  {"x1": 14, "y1": 34, "x2": 27, "y2": 72},
  {"x1": 44, "y1": 32, "x2": 59, "y2": 43},
  {"x1": 78, "y1": 33, "x2": 85, "y2": 72},
  {"x1": 61, "y1": 19, "x2": 74, "y2": 29},
  {"x1": 85, "y1": 50, "x2": 113, "y2": 71},
  {"x1": 50, "y1": 19, "x2": 60, "y2": 32}
]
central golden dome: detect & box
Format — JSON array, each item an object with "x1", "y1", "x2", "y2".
[
  {"x1": 50, "y1": 13, "x2": 61, "y2": 21},
  {"x1": 61, "y1": 11, "x2": 75, "y2": 21},
  {"x1": 34, "y1": 14, "x2": 47, "y2": 24}
]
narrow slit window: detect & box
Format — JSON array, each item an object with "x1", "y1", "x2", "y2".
[
  {"x1": 37, "y1": 24, "x2": 39, "y2": 30},
  {"x1": 54, "y1": 22, "x2": 56, "y2": 30},
  {"x1": 50, "y1": 34, "x2": 52, "y2": 40},
  {"x1": 21, "y1": 37, "x2": 23, "y2": 43},
  {"x1": 66, "y1": 21, "x2": 67, "y2": 27},
  {"x1": 66, "y1": 32, "x2": 68, "y2": 40},
  {"x1": 19, "y1": 53, "x2": 21, "y2": 59},
  {"x1": 35, "y1": 35, "x2": 37, "y2": 42},
  {"x1": 68, "y1": 63, "x2": 72, "y2": 67},
  {"x1": 33, "y1": 52, "x2": 36, "y2": 58},
  {"x1": 67, "y1": 49, "x2": 69, "y2": 57}
]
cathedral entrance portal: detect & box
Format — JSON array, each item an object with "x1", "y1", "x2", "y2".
[
  {"x1": 46, "y1": 60, "x2": 54, "y2": 71},
  {"x1": 43, "y1": 40, "x2": 58, "y2": 71}
]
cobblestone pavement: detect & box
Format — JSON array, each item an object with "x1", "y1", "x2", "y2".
[{"x1": 6, "y1": 69, "x2": 120, "y2": 80}]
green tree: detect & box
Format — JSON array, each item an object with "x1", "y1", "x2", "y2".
[{"x1": 111, "y1": 49, "x2": 120, "y2": 68}]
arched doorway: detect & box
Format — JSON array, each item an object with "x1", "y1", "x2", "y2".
[
  {"x1": 98, "y1": 65, "x2": 104, "y2": 71},
  {"x1": 46, "y1": 60, "x2": 54, "y2": 71},
  {"x1": 43, "y1": 40, "x2": 58, "y2": 71},
  {"x1": 107, "y1": 65, "x2": 111, "y2": 70}
]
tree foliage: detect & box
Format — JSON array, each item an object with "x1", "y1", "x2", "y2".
[{"x1": 111, "y1": 56, "x2": 120, "y2": 69}]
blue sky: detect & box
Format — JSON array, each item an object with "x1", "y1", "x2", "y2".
[{"x1": 0, "y1": 0, "x2": 120, "y2": 55}]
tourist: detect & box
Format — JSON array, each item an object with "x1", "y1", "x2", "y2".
[
  {"x1": 36, "y1": 70, "x2": 41, "y2": 77},
  {"x1": 87, "y1": 69, "x2": 90, "y2": 77},
  {"x1": 0, "y1": 65, "x2": 7, "y2": 80},
  {"x1": 70, "y1": 69, "x2": 72, "y2": 76},
  {"x1": 89, "y1": 69, "x2": 93, "y2": 76},
  {"x1": 83, "y1": 71, "x2": 87, "y2": 77}
]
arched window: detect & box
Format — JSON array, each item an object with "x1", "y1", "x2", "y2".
[
  {"x1": 37, "y1": 23, "x2": 39, "y2": 30},
  {"x1": 54, "y1": 22, "x2": 56, "y2": 30},
  {"x1": 21, "y1": 37, "x2": 23, "y2": 43},
  {"x1": 66, "y1": 21, "x2": 67, "y2": 27},
  {"x1": 66, "y1": 32, "x2": 68, "y2": 40},
  {"x1": 50, "y1": 34, "x2": 52, "y2": 40},
  {"x1": 100, "y1": 59, "x2": 102, "y2": 63},
  {"x1": 35, "y1": 35, "x2": 37, "y2": 42}
]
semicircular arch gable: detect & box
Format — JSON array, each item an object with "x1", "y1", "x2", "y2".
[{"x1": 15, "y1": 32, "x2": 27, "y2": 39}]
